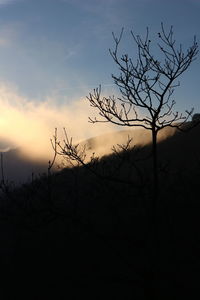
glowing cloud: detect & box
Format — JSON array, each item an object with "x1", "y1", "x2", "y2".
[
  {"x1": 0, "y1": 82, "x2": 116, "y2": 162},
  {"x1": 0, "y1": 81, "x2": 177, "y2": 169}
]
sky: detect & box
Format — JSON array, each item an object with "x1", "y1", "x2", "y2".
[{"x1": 0, "y1": 0, "x2": 199, "y2": 161}]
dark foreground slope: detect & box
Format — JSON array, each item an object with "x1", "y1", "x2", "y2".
[{"x1": 0, "y1": 125, "x2": 200, "y2": 299}]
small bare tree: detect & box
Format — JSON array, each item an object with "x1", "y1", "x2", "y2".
[{"x1": 87, "y1": 23, "x2": 198, "y2": 205}]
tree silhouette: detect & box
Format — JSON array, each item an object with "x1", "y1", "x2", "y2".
[
  {"x1": 87, "y1": 23, "x2": 198, "y2": 205},
  {"x1": 51, "y1": 24, "x2": 198, "y2": 298}
]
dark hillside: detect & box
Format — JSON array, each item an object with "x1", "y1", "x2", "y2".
[{"x1": 0, "y1": 124, "x2": 200, "y2": 299}]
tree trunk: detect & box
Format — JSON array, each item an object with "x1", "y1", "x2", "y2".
[
  {"x1": 144, "y1": 127, "x2": 161, "y2": 299},
  {"x1": 152, "y1": 127, "x2": 158, "y2": 208}
]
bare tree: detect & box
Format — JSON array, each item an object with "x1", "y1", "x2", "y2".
[
  {"x1": 87, "y1": 23, "x2": 198, "y2": 205},
  {"x1": 49, "y1": 24, "x2": 198, "y2": 298},
  {"x1": 51, "y1": 128, "x2": 144, "y2": 187}
]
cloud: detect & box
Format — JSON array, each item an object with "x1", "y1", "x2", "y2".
[{"x1": 0, "y1": 82, "x2": 115, "y2": 162}]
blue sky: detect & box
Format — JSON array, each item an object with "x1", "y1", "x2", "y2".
[
  {"x1": 0, "y1": 0, "x2": 199, "y2": 104},
  {"x1": 0, "y1": 0, "x2": 200, "y2": 158}
]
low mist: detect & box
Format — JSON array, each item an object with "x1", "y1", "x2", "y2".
[{"x1": 81, "y1": 125, "x2": 177, "y2": 161}]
